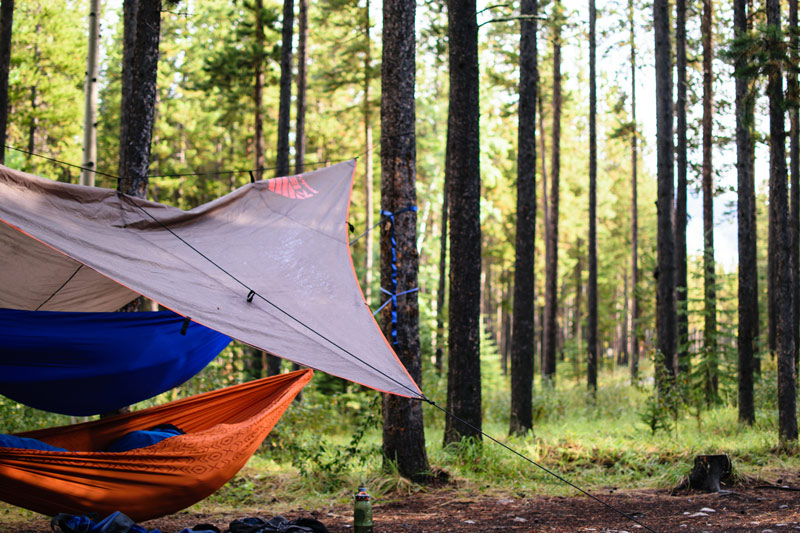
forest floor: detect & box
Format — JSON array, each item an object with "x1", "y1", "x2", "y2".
[{"x1": 3, "y1": 471, "x2": 800, "y2": 533}]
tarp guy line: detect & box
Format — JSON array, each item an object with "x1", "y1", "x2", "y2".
[{"x1": 123, "y1": 193, "x2": 425, "y2": 401}]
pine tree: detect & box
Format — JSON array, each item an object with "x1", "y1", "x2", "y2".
[
  {"x1": 675, "y1": 0, "x2": 689, "y2": 380},
  {"x1": 766, "y1": 0, "x2": 798, "y2": 442},
  {"x1": 380, "y1": 0, "x2": 431, "y2": 480},
  {"x1": 509, "y1": 0, "x2": 538, "y2": 435},
  {"x1": 445, "y1": 0, "x2": 482, "y2": 444},
  {"x1": 0, "y1": 0, "x2": 14, "y2": 165},
  {"x1": 543, "y1": 0, "x2": 562, "y2": 383},
  {"x1": 654, "y1": 0, "x2": 677, "y2": 388},
  {"x1": 701, "y1": 0, "x2": 717, "y2": 400},
  {"x1": 587, "y1": 0, "x2": 598, "y2": 393},
  {"x1": 735, "y1": 0, "x2": 757, "y2": 425}
]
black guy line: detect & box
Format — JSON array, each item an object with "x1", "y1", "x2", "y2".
[
  {"x1": 119, "y1": 192, "x2": 424, "y2": 401},
  {"x1": 421, "y1": 398, "x2": 660, "y2": 533},
  {"x1": 35, "y1": 265, "x2": 83, "y2": 311}
]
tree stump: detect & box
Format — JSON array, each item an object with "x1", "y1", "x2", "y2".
[{"x1": 687, "y1": 454, "x2": 732, "y2": 492}]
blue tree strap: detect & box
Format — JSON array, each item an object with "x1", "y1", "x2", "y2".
[{"x1": 378, "y1": 206, "x2": 418, "y2": 345}]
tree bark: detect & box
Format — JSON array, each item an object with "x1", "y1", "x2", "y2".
[
  {"x1": 364, "y1": 0, "x2": 375, "y2": 306},
  {"x1": 543, "y1": 2, "x2": 562, "y2": 383},
  {"x1": 587, "y1": 0, "x2": 598, "y2": 393},
  {"x1": 445, "y1": 0, "x2": 482, "y2": 444},
  {"x1": 295, "y1": 0, "x2": 307, "y2": 174},
  {"x1": 509, "y1": 0, "x2": 537, "y2": 436},
  {"x1": 435, "y1": 178, "x2": 448, "y2": 374},
  {"x1": 253, "y1": 0, "x2": 266, "y2": 180},
  {"x1": 629, "y1": 0, "x2": 639, "y2": 381},
  {"x1": 675, "y1": 0, "x2": 689, "y2": 379},
  {"x1": 81, "y1": 0, "x2": 100, "y2": 187},
  {"x1": 701, "y1": 0, "x2": 717, "y2": 399},
  {"x1": 118, "y1": 0, "x2": 161, "y2": 198},
  {"x1": 790, "y1": 0, "x2": 800, "y2": 376},
  {"x1": 0, "y1": 0, "x2": 13, "y2": 165},
  {"x1": 767, "y1": 0, "x2": 798, "y2": 442},
  {"x1": 654, "y1": 0, "x2": 677, "y2": 387},
  {"x1": 118, "y1": 0, "x2": 137, "y2": 181},
  {"x1": 276, "y1": 0, "x2": 294, "y2": 177},
  {"x1": 735, "y1": 0, "x2": 756, "y2": 425},
  {"x1": 380, "y1": 0, "x2": 430, "y2": 480}
]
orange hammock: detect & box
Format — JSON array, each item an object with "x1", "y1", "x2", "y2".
[{"x1": 0, "y1": 369, "x2": 312, "y2": 522}]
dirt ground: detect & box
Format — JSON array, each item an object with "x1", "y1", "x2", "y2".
[{"x1": 4, "y1": 478, "x2": 800, "y2": 532}]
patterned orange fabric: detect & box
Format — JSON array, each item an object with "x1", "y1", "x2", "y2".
[{"x1": 0, "y1": 369, "x2": 312, "y2": 522}]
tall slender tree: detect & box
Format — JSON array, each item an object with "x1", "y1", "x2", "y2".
[
  {"x1": 543, "y1": 0, "x2": 562, "y2": 383},
  {"x1": 81, "y1": 0, "x2": 100, "y2": 187},
  {"x1": 790, "y1": 0, "x2": 800, "y2": 374},
  {"x1": 118, "y1": 0, "x2": 161, "y2": 198},
  {"x1": 118, "y1": 0, "x2": 137, "y2": 183},
  {"x1": 675, "y1": 0, "x2": 689, "y2": 379},
  {"x1": 380, "y1": 0, "x2": 430, "y2": 478},
  {"x1": 295, "y1": 0, "x2": 307, "y2": 174},
  {"x1": 275, "y1": 0, "x2": 293, "y2": 177},
  {"x1": 435, "y1": 180, "x2": 448, "y2": 374},
  {"x1": 735, "y1": 0, "x2": 756, "y2": 425},
  {"x1": 654, "y1": 0, "x2": 677, "y2": 385},
  {"x1": 509, "y1": 0, "x2": 538, "y2": 435},
  {"x1": 701, "y1": 0, "x2": 717, "y2": 399},
  {"x1": 766, "y1": 0, "x2": 798, "y2": 442},
  {"x1": 628, "y1": 0, "x2": 640, "y2": 381},
  {"x1": 253, "y1": 0, "x2": 266, "y2": 180},
  {"x1": 444, "y1": 0, "x2": 482, "y2": 444},
  {"x1": 363, "y1": 0, "x2": 375, "y2": 305},
  {"x1": 0, "y1": 0, "x2": 12, "y2": 165},
  {"x1": 587, "y1": 0, "x2": 598, "y2": 393}
]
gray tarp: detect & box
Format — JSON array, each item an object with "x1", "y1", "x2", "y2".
[{"x1": 0, "y1": 160, "x2": 421, "y2": 398}]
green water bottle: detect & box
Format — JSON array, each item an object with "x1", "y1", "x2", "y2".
[{"x1": 354, "y1": 485, "x2": 373, "y2": 533}]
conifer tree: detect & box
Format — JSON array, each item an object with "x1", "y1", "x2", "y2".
[
  {"x1": 445, "y1": 0, "x2": 482, "y2": 444},
  {"x1": 587, "y1": 0, "x2": 598, "y2": 393},
  {"x1": 766, "y1": 0, "x2": 798, "y2": 442},
  {"x1": 0, "y1": 0, "x2": 13, "y2": 165},
  {"x1": 380, "y1": 0, "x2": 430, "y2": 480},
  {"x1": 509, "y1": 0, "x2": 538, "y2": 435}
]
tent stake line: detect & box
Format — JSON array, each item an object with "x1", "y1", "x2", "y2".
[{"x1": 422, "y1": 399, "x2": 659, "y2": 532}]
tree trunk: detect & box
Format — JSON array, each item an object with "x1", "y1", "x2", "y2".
[
  {"x1": 574, "y1": 237, "x2": 583, "y2": 381},
  {"x1": 790, "y1": 0, "x2": 800, "y2": 376},
  {"x1": 445, "y1": 0, "x2": 482, "y2": 444},
  {"x1": 276, "y1": 0, "x2": 294, "y2": 177},
  {"x1": 0, "y1": 0, "x2": 13, "y2": 165},
  {"x1": 587, "y1": 0, "x2": 598, "y2": 393},
  {"x1": 675, "y1": 0, "x2": 689, "y2": 379},
  {"x1": 629, "y1": 0, "x2": 639, "y2": 381},
  {"x1": 118, "y1": 0, "x2": 137, "y2": 181},
  {"x1": 654, "y1": 0, "x2": 677, "y2": 387},
  {"x1": 295, "y1": 0, "x2": 307, "y2": 174},
  {"x1": 253, "y1": 0, "x2": 266, "y2": 180},
  {"x1": 509, "y1": 0, "x2": 537, "y2": 436},
  {"x1": 767, "y1": 0, "x2": 798, "y2": 442},
  {"x1": 702, "y1": 0, "x2": 717, "y2": 399},
  {"x1": 363, "y1": 0, "x2": 375, "y2": 305},
  {"x1": 543, "y1": 3, "x2": 562, "y2": 383},
  {"x1": 435, "y1": 178, "x2": 448, "y2": 374},
  {"x1": 380, "y1": 0, "x2": 430, "y2": 481},
  {"x1": 81, "y1": 0, "x2": 100, "y2": 187},
  {"x1": 118, "y1": 0, "x2": 161, "y2": 198},
  {"x1": 735, "y1": 0, "x2": 756, "y2": 425}
]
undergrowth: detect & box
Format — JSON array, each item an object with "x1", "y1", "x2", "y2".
[{"x1": 1, "y1": 349, "x2": 798, "y2": 520}]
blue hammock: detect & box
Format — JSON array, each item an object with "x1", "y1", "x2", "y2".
[{"x1": 0, "y1": 309, "x2": 231, "y2": 416}]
